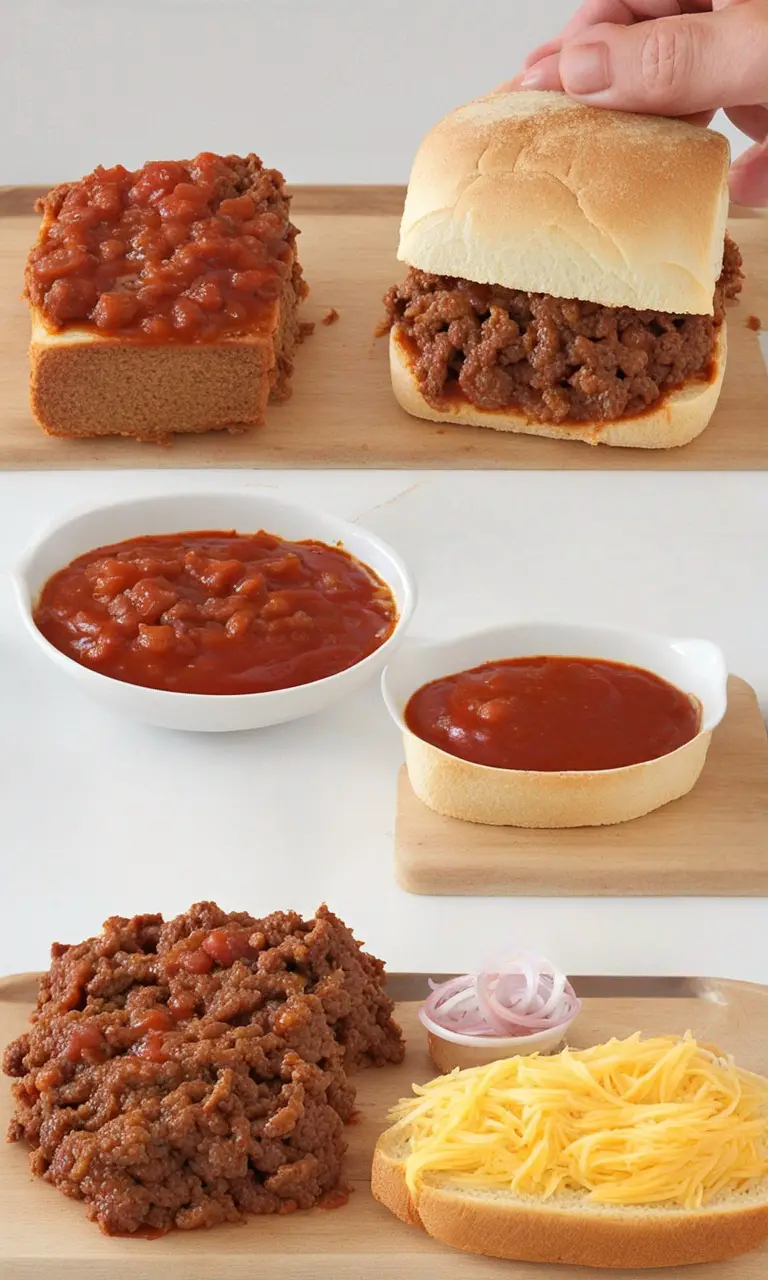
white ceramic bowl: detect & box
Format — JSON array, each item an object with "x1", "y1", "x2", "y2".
[
  {"x1": 382, "y1": 622, "x2": 728, "y2": 828},
  {"x1": 420, "y1": 1008, "x2": 577, "y2": 1074},
  {"x1": 14, "y1": 491, "x2": 417, "y2": 732}
]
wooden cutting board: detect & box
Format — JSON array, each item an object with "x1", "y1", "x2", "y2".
[
  {"x1": 0, "y1": 188, "x2": 766, "y2": 470},
  {"x1": 394, "y1": 675, "x2": 768, "y2": 897},
  {"x1": 2, "y1": 969, "x2": 768, "y2": 1279}
]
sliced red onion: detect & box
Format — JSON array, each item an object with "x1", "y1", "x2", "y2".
[{"x1": 420, "y1": 952, "x2": 581, "y2": 1039}]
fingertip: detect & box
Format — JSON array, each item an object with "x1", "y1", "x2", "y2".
[
  {"x1": 522, "y1": 41, "x2": 561, "y2": 71},
  {"x1": 681, "y1": 111, "x2": 717, "y2": 128},
  {"x1": 558, "y1": 41, "x2": 612, "y2": 99},
  {"x1": 729, "y1": 148, "x2": 768, "y2": 207},
  {"x1": 519, "y1": 52, "x2": 564, "y2": 92}
]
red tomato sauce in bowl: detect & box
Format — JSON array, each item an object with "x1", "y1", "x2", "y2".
[
  {"x1": 33, "y1": 529, "x2": 397, "y2": 695},
  {"x1": 404, "y1": 655, "x2": 700, "y2": 772}
]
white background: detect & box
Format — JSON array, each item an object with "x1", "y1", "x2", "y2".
[
  {"x1": 3, "y1": 0, "x2": 750, "y2": 184},
  {"x1": 1, "y1": 470, "x2": 766, "y2": 981}
]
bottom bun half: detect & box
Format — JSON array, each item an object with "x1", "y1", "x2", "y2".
[{"x1": 389, "y1": 325, "x2": 727, "y2": 449}]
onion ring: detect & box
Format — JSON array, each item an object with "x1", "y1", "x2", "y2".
[{"x1": 420, "y1": 952, "x2": 581, "y2": 1039}]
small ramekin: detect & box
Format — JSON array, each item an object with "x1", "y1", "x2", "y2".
[
  {"x1": 420, "y1": 1008, "x2": 577, "y2": 1074},
  {"x1": 382, "y1": 622, "x2": 728, "y2": 828}
]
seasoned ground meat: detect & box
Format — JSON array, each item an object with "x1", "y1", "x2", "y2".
[
  {"x1": 3, "y1": 903, "x2": 404, "y2": 1236},
  {"x1": 382, "y1": 236, "x2": 743, "y2": 423}
]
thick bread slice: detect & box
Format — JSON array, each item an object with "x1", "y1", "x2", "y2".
[
  {"x1": 398, "y1": 91, "x2": 730, "y2": 315},
  {"x1": 29, "y1": 263, "x2": 303, "y2": 443},
  {"x1": 390, "y1": 325, "x2": 727, "y2": 450},
  {"x1": 372, "y1": 1129, "x2": 768, "y2": 1270}
]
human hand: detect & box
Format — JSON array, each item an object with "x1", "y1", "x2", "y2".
[{"x1": 510, "y1": 1, "x2": 768, "y2": 204}]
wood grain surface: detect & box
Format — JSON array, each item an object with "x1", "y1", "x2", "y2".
[
  {"x1": 394, "y1": 675, "x2": 768, "y2": 897},
  {"x1": 2, "y1": 970, "x2": 768, "y2": 1278},
  {"x1": 0, "y1": 199, "x2": 765, "y2": 471}
]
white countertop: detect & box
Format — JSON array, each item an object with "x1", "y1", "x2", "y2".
[{"x1": 1, "y1": 468, "x2": 767, "y2": 983}]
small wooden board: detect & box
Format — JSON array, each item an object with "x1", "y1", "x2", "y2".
[
  {"x1": 0, "y1": 190, "x2": 766, "y2": 470},
  {"x1": 394, "y1": 675, "x2": 768, "y2": 897},
  {"x1": 3, "y1": 970, "x2": 768, "y2": 1278}
]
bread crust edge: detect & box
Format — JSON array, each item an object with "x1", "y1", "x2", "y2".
[{"x1": 371, "y1": 1141, "x2": 768, "y2": 1269}]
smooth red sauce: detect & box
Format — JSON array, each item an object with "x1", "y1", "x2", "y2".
[
  {"x1": 34, "y1": 530, "x2": 397, "y2": 695},
  {"x1": 405, "y1": 655, "x2": 700, "y2": 772},
  {"x1": 112, "y1": 1226, "x2": 166, "y2": 1240},
  {"x1": 26, "y1": 153, "x2": 293, "y2": 341}
]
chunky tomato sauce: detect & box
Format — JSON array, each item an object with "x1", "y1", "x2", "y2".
[
  {"x1": 405, "y1": 655, "x2": 700, "y2": 772},
  {"x1": 34, "y1": 530, "x2": 397, "y2": 695},
  {"x1": 26, "y1": 153, "x2": 297, "y2": 341}
]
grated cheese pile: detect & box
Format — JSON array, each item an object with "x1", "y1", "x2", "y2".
[{"x1": 390, "y1": 1033, "x2": 768, "y2": 1209}]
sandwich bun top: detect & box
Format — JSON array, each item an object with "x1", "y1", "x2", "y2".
[{"x1": 398, "y1": 91, "x2": 730, "y2": 316}]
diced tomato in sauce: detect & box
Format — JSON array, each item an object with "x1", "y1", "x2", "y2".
[
  {"x1": 135, "y1": 1032, "x2": 169, "y2": 1063},
  {"x1": 202, "y1": 928, "x2": 257, "y2": 966},
  {"x1": 33, "y1": 530, "x2": 397, "y2": 696},
  {"x1": 179, "y1": 948, "x2": 214, "y2": 975},
  {"x1": 66, "y1": 1022, "x2": 107, "y2": 1064},
  {"x1": 26, "y1": 153, "x2": 296, "y2": 342},
  {"x1": 130, "y1": 1007, "x2": 175, "y2": 1034}
]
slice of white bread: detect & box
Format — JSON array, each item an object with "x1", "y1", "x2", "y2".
[
  {"x1": 390, "y1": 324, "x2": 727, "y2": 450},
  {"x1": 372, "y1": 1125, "x2": 768, "y2": 1270}
]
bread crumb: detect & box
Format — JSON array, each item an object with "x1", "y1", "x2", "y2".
[
  {"x1": 747, "y1": 314, "x2": 762, "y2": 332},
  {"x1": 321, "y1": 308, "x2": 339, "y2": 326}
]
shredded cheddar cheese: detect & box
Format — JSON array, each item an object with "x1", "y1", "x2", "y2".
[{"x1": 390, "y1": 1033, "x2": 768, "y2": 1209}]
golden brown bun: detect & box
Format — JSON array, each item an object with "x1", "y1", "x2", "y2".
[
  {"x1": 390, "y1": 325, "x2": 727, "y2": 450},
  {"x1": 402, "y1": 722, "x2": 712, "y2": 828},
  {"x1": 372, "y1": 1130, "x2": 768, "y2": 1270},
  {"x1": 27, "y1": 268, "x2": 303, "y2": 444},
  {"x1": 398, "y1": 91, "x2": 730, "y2": 315}
]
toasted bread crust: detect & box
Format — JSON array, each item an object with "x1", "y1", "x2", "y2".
[
  {"x1": 390, "y1": 325, "x2": 727, "y2": 450},
  {"x1": 371, "y1": 1146, "x2": 423, "y2": 1229},
  {"x1": 371, "y1": 1143, "x2": 768, "y2": 1270},
  {"x1": 401, "y1": 725, "x2": 713, "y2": 828}
]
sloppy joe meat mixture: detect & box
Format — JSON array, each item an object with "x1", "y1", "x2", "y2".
[
  {"x1": 3, "y1": 903, "x2": 404, "y2": 1235},
  {"x1": 26, "y1": 153, "x2": 308, "y2": 346},
  {"x1": 382, "y1": 236, "x2": 743, "y2": 424}
]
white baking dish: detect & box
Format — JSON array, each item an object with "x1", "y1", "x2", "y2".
[{"x1": 14, "y1": 490, "x2": 417, "y2": 732}]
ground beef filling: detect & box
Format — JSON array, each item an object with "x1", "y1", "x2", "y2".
[
  {"x1": 382, "y1": 236, "x2": 743, "y2": 424},
  {"x1": 2, "y1": 903, "x2": 404, "y2": 1236}
]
